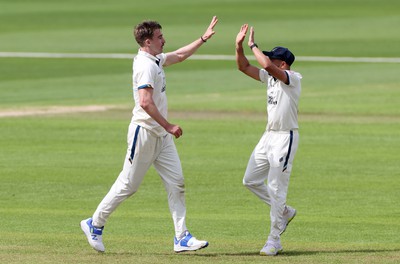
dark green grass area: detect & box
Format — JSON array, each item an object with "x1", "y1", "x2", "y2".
[
  {"x1": 1, "y1": 0, "x2": 399, "y2": 56},
  {"x1": 0, "y1": 110, "x2": 399, "y2": 263}
]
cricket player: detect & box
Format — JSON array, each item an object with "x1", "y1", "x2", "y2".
[
  {"x1": 235, "y1": 24, "x2": 302, "y2": 256},
  {"x1": 80, "y1": 16, "x2": 218, "y2": 253}
]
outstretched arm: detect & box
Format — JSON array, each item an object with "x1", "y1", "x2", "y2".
[
  {"x1": 249, "y1": 27, "x2": 289, "y2": 84},
  {"x1": 164, "y1": 16, "x2": 218, "y2": 66},
  {"x1": 235, "y1": 24, "x2": 260, "y2": 81}
]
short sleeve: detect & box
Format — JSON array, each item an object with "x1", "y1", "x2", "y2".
[
  {"x1": 259, "y1": 68, "x2": 269, "y2": 83},
  {"x1": 286, "y1": 70, "x2": 302, "y2": 88},
  {"x1": 136, "y1": 64, "x2": 156, "y2": 89}
]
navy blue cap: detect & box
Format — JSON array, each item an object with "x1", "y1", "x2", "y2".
[{"x1": 262, "y1": 46, "x2": 295, "y2": 66}]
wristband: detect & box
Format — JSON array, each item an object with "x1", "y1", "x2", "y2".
[
  {"x1": 250, "y1": 43, "x2": 258, "y2": 50},
  {"x1": 200, "y1": 36, "x2": 207, "y2": 43}
]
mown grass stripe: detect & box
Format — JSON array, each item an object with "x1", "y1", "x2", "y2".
[{"x1": 1, "y1": 52, "x2": 400, "y2": 63}]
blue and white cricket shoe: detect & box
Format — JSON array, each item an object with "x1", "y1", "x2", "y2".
[
  {"x1": 174, "y1": 231, "x2": 209, "y2": 253},
  {"x1": 80, "y1": 218, "x2": 105, "y2": 252}
]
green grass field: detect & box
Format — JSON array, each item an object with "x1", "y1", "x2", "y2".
[{"x1": 1, "y1": 0, "x2": 400, "y2": 263}]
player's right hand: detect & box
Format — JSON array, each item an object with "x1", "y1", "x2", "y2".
[
  {"x1": 236, "y1": 24, "x2": 248, "y2": 45},
  {"x1": 166, "y1": 124, "x2": 183, "y2": 138}
]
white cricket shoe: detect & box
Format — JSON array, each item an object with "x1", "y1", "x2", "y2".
[
  {"x1": 260, "y1": 239, "x2": 283, "y2": 256},
  {"x1": 174, "y1": 231, "x2": 209, "y2": 253},
  {"x1": 280, "y1": 205, "x2": 296, "y2": 235},
  {"x1": 80, "y1": 218, "x2": 105, "y2": 252}
]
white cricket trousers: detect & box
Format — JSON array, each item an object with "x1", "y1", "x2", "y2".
[
  {"x1": 92, "y1": 123, "x2": 187, "y2": 238},
  {"x1": 243, "y1": 130, "x2": 299, "y2": 241}
]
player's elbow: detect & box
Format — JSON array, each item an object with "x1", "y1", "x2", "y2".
[
  {"x1": 237, "y1": 64, "x2": 246, "y2": 72},
  {"x1": 177, "y1": 54, "x2": 187, "y2": 63},
  {"x1": 173, "y1": 51, "x2": 187, "y2": 63},
  {"x1": 139, "y1": 98, "x2": 151, "y2": 110},
  {"x1": 263, "y1": 59, "x2": 276, "y2": 71},
  {"x1": 237, "y1": 62, "x2": 249, "y2": 73}
]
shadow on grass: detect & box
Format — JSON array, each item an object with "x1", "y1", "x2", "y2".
[
  {"x1": 104, "y1": 248, "x2": 400, "y2": 257},
  {"x1": 198, "y1": 248, "x2": 400, "y2": 257},
  {"x1": 282, "y1": 248, "x2": 400, "y2": 257}
]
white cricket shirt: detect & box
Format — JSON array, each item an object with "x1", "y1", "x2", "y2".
[
  {"x1": 259, "y1": 69, "x2": 302, "y2": 131},
  {"x1": 131, "y1": 50, "x2": 168, "y2": 137}
]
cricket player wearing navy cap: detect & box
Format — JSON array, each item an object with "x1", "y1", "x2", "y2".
[
  {"x1": 235, "y1": 24, "x2": 302, "y2": 256},
  {"x1": 80, "y1": 16, "x2": 218, "y2": 253}
]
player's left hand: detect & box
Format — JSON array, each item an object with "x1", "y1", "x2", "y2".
[
  {"x1": 247, "y1": 26, "x2": 255, "y2": 47},
  {"x1": 201, "y1": 16, "x2": 218, "y2": 41}
]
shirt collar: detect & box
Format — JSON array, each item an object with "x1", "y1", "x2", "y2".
[{"x1": 138, "y1": 49, "x2": 161, "y2": 65}]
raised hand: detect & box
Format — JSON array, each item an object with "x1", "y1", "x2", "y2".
[
  {"x1": 236, "y1": 24, "x2": 248, "y2": 45},
  {"x1": 248, "y1": 26, "x2": 255, "y2": 47},
  {"x1": 202, "y1": 16, "x2": 218, "y2": 41}
]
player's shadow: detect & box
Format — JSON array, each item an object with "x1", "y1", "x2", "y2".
[
  {"x1": 194, "y1": 248, "x2": 400, "y2": 257},
  {"x1": 104, "y1": 248, "x2": 400, "y2": 258},
  {"x1": 282, "y1": 248, "x2": 400, "y2": 256}
]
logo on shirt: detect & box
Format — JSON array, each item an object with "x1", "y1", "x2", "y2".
[
  {"x1": 161, "y1": 85, "x2": 166, "y2": 93},
  {"x1": 268, "y1": 96, "x2": 277, "y2": 105}
]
